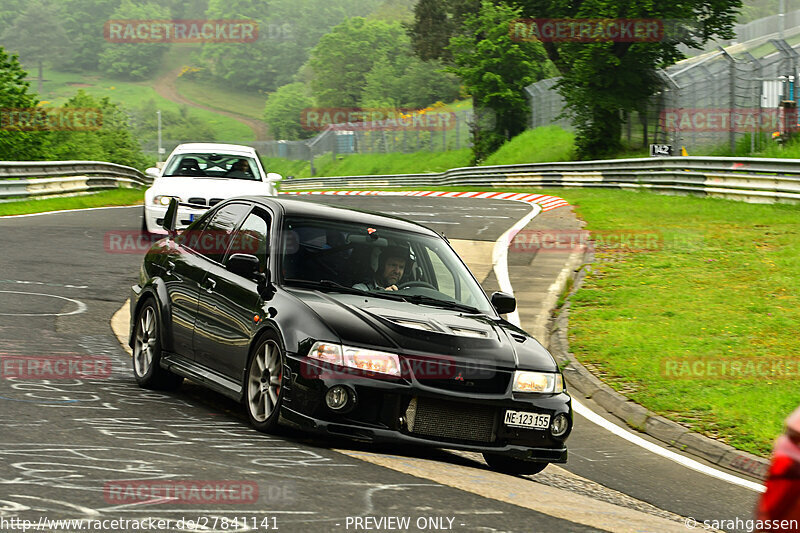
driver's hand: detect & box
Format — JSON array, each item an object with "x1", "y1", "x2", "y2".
[{"x1": 384, "y1": 285, "x2": 399, "y2": 291}]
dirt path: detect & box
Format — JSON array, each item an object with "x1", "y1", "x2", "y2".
[{"x1": 151, "y1": 67, "x2": 270, "y2": 141}]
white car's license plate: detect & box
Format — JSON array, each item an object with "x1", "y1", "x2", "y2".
[
  {"x1": 504, "y1": 410, "x2": 550, "y2": 429},
  {"x1": 189, "y1": 214, "x2": 197, "y2": 222}
]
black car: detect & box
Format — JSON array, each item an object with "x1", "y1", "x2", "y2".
[{"x1": 129, "y1": 196, "x2": 572, "y2": 474}]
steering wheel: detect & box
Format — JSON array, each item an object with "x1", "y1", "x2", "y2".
[{"x1": 398, "y1": 280, "x2": 437, "y2": 290}]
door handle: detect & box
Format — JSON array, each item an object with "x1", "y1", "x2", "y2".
[{"x1": 205, "y1": 278, "x2": 217, "y2": 293}]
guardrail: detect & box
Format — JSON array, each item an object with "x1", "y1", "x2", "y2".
[
  {"x1": 280, "y1": 156, "x2": 800, "y2": 205},
  {"x1": 0, "y1": 161, "x2": 150, "y2": 201}
]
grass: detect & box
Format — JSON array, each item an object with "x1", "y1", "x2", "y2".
[
  {"x1": 263, "y1": 149, "x2": 474, "y2": 179},
  {"x1": 262, "y1": 124, "x2": 577, "y2": 178},
  {"x1": 482, "y1": 126, "x2": 575, "y2": 165},
  {"x1": 175, "y1": 77, "x2": 267, "y2": 120},
  {"x1": 261, "y1": 157, "x2": 314, "y2": 178},
  {"x1": 0, "y1": 187, "x2": 144, "y2": 216},
  {"x1": 36, "y1": 68, "x2": 254, "y2": 142},
  {"x1": 556, "y1": 188, "x2": 800, "y2": 457}
]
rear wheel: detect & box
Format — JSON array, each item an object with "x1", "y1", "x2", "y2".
[
  {"x1": 483, "y1": 453, "x2": 548, "y2": 476},
  {"x1": 132, "y1": 300, "x2": 183, "y2": 390},
  {"x1": 244, "y1": 336, "x2": 285, "y2": 433}
]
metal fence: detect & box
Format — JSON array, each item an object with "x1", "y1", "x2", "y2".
[
  {"x1": 279, "y1": 155, "x2": 800, "y2": 206},
  {"x1": 0, "y1": 161, "x2": 149, "y2": 202},
  {"x1": 527, "y1": 37, "x2": 800, "y2": 154},
  {"x1": 142, "y1": 109, "x2": 476, "y2": 174},
  {"x1": 681, "y1": 8, "x2": 800, "y2": 57}
]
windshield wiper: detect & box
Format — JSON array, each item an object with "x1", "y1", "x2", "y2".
[
  {"x1": 285, "y1": 279, "x2": 405, "y2": 301},
  {"x1": 397, "y1": 294, "x2": 484, "y2": 314}
]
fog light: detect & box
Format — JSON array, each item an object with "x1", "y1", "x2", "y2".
[
  {"x1": 325, "y1": 386, "x2": 352, "y2": 411},
  {"x1": 550, "y1": 413, "x2": 569, "y2": 437}
]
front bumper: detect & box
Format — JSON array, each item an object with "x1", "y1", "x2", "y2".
[{"x1": 283, "y1": 354, "x2": 572, "y2": 463}]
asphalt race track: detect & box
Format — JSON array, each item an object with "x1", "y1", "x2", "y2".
[{"x1": 0, "y1": 197, "x2": 762, "y2": 533}]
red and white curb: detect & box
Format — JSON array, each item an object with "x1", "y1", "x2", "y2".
[{"x1": 280, "y1": 190, "x2": 570, "y2": 212}]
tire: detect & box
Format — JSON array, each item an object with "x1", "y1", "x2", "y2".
[
  {"x1": 483, "y1": 453, "x2": 548, "y2": 476},
  {"x1": 132, "y1": 299, "x2": 183, "y2": 390},
  {"x1": 244, "y1": 336, "x2": 285, "y2": 433}
]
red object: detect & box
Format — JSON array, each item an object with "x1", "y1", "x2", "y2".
[{"x1": 758, "y1": 406, "x2": 800, "y2": 526}]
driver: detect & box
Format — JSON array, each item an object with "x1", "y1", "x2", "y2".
[
  {"x1": 225, "y1": 158, "x2": 253, "y2": 179},
  {"x1": 353, "y1": 245, "x2": 409, "y2": 291}
]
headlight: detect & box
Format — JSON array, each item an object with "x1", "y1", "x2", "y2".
[
  {"x1": 308, "y1": 342, "x2": 342, "y2": 365},
  {"x1": 307, "y1": 342, "x2": 401, "y2": 377},
  {"x1": 343, "y1": 346, "x2": 401, "y2": 376},
  {"x1": 153, "y1": 195, "x2": 179, "y2": 206},
  {"x1": 512, "y1": 371, "x2": 564, "y2": 393}
]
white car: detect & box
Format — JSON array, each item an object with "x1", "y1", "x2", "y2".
[{"x1": 142, "y1": 143, "x2": 281, "y2": 234}]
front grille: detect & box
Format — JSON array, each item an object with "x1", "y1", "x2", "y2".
[
  {"x1": 419, "y1": 365, "x2": 511, "y2": 394},
  {"x1": 188, "y1": 197, "x2": 206, "y2": 206},
  {"x1": 405, "y1": 397, "x2": 497, "y2": 443}
]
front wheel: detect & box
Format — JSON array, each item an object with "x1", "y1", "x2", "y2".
[
  {"x1": 244, "y1": 337, "x2": 285, "y2": 433},
  {"x1": 483, "y1": 453, "x2": 548, "y2": 476},
  {"x1": 132, "y1": 300, "x2": 183, "y2": 390}
]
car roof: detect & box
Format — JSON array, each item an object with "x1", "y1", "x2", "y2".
[
  {"x1": 170, "y1": 143, "x2": 257, "y2": 157},
  {"x1": 236, "y1": 196, "x2": 441, "y2": 237}
]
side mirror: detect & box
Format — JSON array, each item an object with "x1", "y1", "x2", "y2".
[
  {"x1": 145, "y1": 167, "x2": 161, "y2": 179},
  {"x1": 227, "y1": 254, "x2": 261, "y2": 279},
  {"x1": 265, "y1": 172, "x2": 282, "y2": 196},
  {"x1": 491, "y1": 291, "x2": 516, "y2": 315},
  {"x1": 161, "y1": 198, "x2": 178, "y2": 236}
]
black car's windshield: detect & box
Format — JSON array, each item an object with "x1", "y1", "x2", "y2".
[
  {"x1": 162, "y1": 153, "x2": 261, "y2": 181},
  {"x1": 281, "y1": 216, "x2": 495, "y2": 315}
]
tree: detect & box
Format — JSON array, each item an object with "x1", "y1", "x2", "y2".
[
  {"x1": 361, "y1": 54, "x2": 460, "y2": 109},
  {"x1": 128, "y1": 98, "x2": 218, "y2": 147},
  {"x1": 201, "y1": 0, "x2": 382, "y2": 92},
  {"x1": 512, "y1": 0, "x2": 742, "y2": 159},
  {"x1": 309, "y1": 17, "x2": 407, "y2": 107},
  {"x1": 0, "y1": 0, "x2": 27, "y2": 29},
  {"x1": 448, "y1": 1, "x2": 554, "y2": 163},
  {"x1": 44, "y1": 90, "x2": 150, "y2": 169},
  {"x1": 0, "y1": 46, "x2": 45, "y2": 160},
  {"x1": 97, "y1": 1, "x2": 170, "y2": 80},
  {"x1": 407, "y1": 0, "x2": 479, "y2": 62},
  {"x1": 0, "y1": 0, "x2": 70, "y2": 93},
  {"x1": 60, "y1": 0, "x2": 120, "y2": 72},
  {"x1": 263, "y1": 83, "x2": 315, "y2": 140}
]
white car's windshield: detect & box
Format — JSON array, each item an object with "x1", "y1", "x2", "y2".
[
  {"x1": 281, "y1": 217, "x2": 495, "y2": 315},
  {"x1": 163, "y1": 153, "x2": 261, "y2": 181}
]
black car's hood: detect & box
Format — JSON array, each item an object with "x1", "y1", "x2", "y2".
[{"x1": 285, "y1": 288, "x2": 557, "y2": 372}]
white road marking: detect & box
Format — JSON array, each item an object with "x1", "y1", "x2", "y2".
[
  {"x1": 572, "y1": 398, "x2": 766, "y2": 493},
  {"x1": 0, "y1": 205, "x2": 140, "y2": 219},
  {"x1": 0, "y1": 290, "x2": 87, "y2": 316},
  {"x1": 0, "y1": 279, "x2": 89, "y2": 289},
  {"x1": 491, "y1": 203, "x2": 542, "y2": 326}
]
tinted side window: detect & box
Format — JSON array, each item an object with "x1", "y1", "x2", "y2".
[
  {"x1": 185, "y1": 203, "x2": 251, "y2": 263},
  {"x1": 228, "y1": 210, "x2": 270, "y2": 272}
]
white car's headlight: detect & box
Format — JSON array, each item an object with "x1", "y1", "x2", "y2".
[
  {"x1": 512, "y1": 371, "x2": 564, "y2": 393},
  {"x1": 307, "y1": 342, "x2": 401, "y2": 377},
  {"x1": 153, "y1": 195, "x2": 180, "y2": 206}
]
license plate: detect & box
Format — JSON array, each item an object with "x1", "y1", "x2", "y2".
[
  {"x1": 189, "y1": 214, "x2": 197, "y2": 222},
  {"x1": 504, "y1": 410, "x2": 550, "y2": 429}
]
